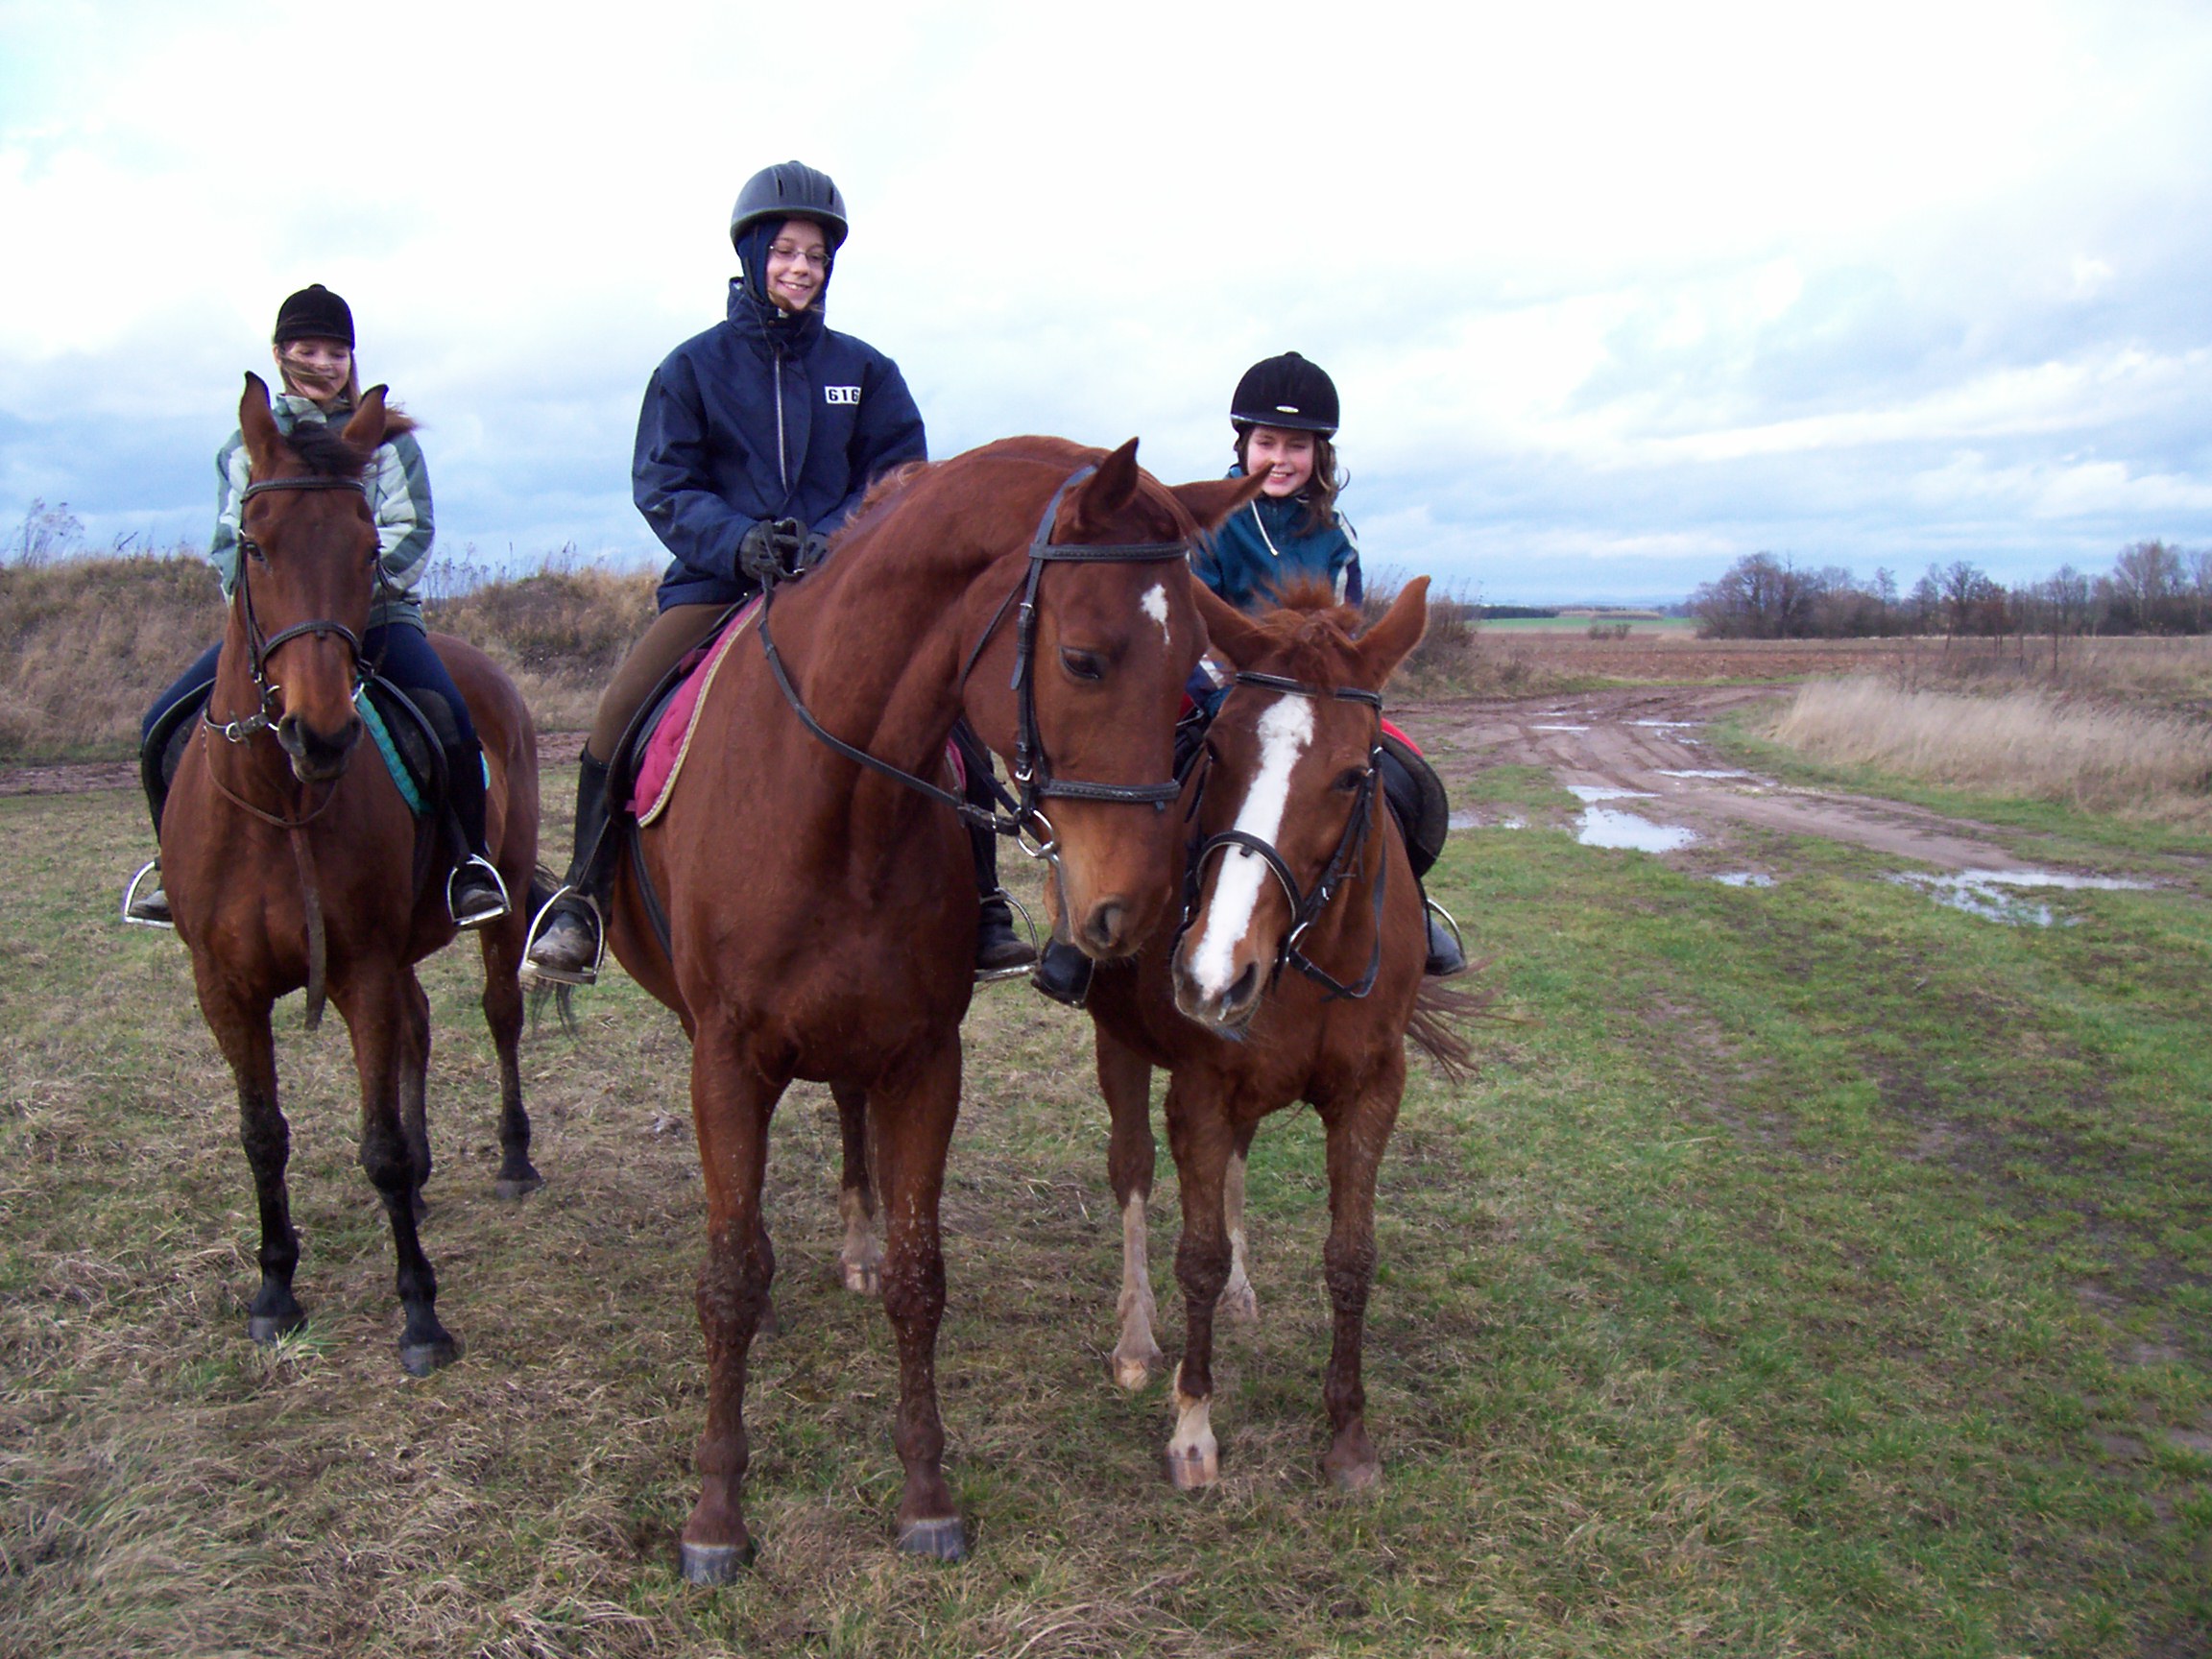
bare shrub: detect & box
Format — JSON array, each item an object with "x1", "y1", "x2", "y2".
[{"x1": 1766, "y1": 676, "x2": 2212, "y2": 819}]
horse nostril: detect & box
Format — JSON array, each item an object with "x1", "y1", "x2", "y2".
[
  {"x1": 1083, "y1": 901, "x2": 1127, "y2": 953},
  {"x1": 1225, "y1": 961, "x2": 1259, "y2": 1010}
]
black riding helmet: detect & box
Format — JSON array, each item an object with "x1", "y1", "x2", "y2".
[
  {"x1": 1230, "y1": 350, "x2": 1338, "y2": 437},
  {"x1": 730, "y1": 159, "x2": 849, "y2": 252},
  {"x1": 273, "y1": 283, "x2": 354, "y2": 348}
]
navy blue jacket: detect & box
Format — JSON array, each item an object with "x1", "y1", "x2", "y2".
[
  {"x1": 635, "y1": 279, "x2": 926, "y2": 610},
  {"x1": 1193, "y1": 474, "x2": 1364, "y2": 614}
]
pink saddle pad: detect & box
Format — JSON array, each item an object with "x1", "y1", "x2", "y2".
[{"x1": 632, "y1": 598, "x2": 761, "y2": 823}]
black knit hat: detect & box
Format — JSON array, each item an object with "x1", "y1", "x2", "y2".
[
  {"x1": 1230, "y1": 351, "x2": 1339, "y2": 435},
  {"x1": 272, "y1": 284, "x2": 355, "y2": 348}
]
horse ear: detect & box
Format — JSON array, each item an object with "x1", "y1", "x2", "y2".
[
  {"x1": 1166, "y1": 468, "x2": 1269, "y2": 532},
  {"x1": 239, "y1": 373, "x2": 282, "y2": 473},
  {"x1": 1355, "y1": 577, "x2": 1430, "y2": 687},
  {"x1": 1068, "y1": 438, "x2": 1142, "y2": 533},
  {"x1": 1193, "y1": 577, "x2": 1272, "y2": 670},
  {"x1": 342, "y1": 385, "x2": 390, "y2": 451}
]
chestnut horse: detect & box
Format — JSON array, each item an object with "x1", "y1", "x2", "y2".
[
  {"x1": 607, "y1": 437, "x2": 1262, "y2": 1575},
  {"x1": 1084, "y1": 579, "x2": 1475, "y2": 1489},
  {"x1": 160, "y1": 374, "x2": 543, "y2": 1378}
]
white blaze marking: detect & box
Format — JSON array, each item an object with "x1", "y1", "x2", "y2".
[
  {"x1": 1187, "y1": 693, "x2": 1311, "y2": 998},
  {"x1": 1141, "y1": 582, "x2": 1170, "y2": 648}
]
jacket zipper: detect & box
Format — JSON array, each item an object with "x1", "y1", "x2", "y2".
[{"x1": 774, "y1": 351, "x2": 790, "y2": 492}]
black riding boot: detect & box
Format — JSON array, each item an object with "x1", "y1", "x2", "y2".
[
  {"x1": 122, "y1": 763, "x2": 176, "y2": 926},
  {"x1": 523, "y1": 753, "x2": 615, "y2": 985},
  {"x1": 972, "y1": 822, "x2": 1036, "y2": 979},
  {"x1": 444, "y1": 738, "x2": 510, "y2": 929},
  {"x1": 1417, "y1": 878, "x2": 1467, "y2": 977}
]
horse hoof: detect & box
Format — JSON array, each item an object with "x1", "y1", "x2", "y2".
[
  {"x1": 1218, "y1": 1284, "x2": 1260, "y2": 1325},
  {"x1": 841, "y1": 1262, "x2": 879, "y2": 1295},
  {"x1": 247, "y1": 1311, "x2": 305, "y2": 1346},
  {"x1": 398, "y1": 1334, "x2": 462, "y2": 1377},
  {"x1": 897, "y1": 1517, "x2": 967, "y2": 1561},
  {"x1": 680, "y1": 1539, "x2": 757, "y2": 1583},
  {"x1": 1326, "y1": 1457, "x2": 1382, "y2": 1493},
  {"x1": 1112, "y1": 1350, "x2": 1161, "y2": 1391},
  {"x1": 1165, "y1": 1447, "x2": 1218, "y2": 1491},
  {"x1": 493, "y1": 1170, "x2": 543, "y2": 1200},
  {"x1": 756, "y1": 1299, "x2": 781, "y2": 1339}
]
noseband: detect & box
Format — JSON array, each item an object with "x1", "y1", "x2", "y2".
[
  {"x1": 204, "y1": 474, "x2": 373, "y2": 744},
  {"x1": 1180, "y1": 670, "x2": 1388, "y2": 1001},
  {"x1": 757, "y1": 462, "x2": 1192, "y2": 856}
]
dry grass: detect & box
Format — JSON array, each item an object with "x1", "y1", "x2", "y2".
[{"x1": 1765, "y1": 676, "x2": 2212, "y2": 820}]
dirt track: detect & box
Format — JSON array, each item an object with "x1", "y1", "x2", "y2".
[{"x1": 1398, "y1": 685, "x2": 2070, "y2": 877}]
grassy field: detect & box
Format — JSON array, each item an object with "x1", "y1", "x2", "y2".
[{"x1": 5, "y1": 720, "x2": 2211, "y2": 1655}]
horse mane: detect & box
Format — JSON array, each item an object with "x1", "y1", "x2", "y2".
[
  {"x1": 1242, "y1": 578, "x2": 1369, "y2": 684},
  {"x1": 271, "y1": 402, "x2": 418, "y2": 480},
  {"x1": 830, "y1": 460, "x2": 936, "y2": 552}
]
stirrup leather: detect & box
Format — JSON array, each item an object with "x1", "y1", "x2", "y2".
[
  {"x1": 122, "y1": 860, "x2": 176, "y2": 929},
  {"x1": 520, "y1": 883, "x2": 606, "y2": 987},
  {"x1": 447, "y1": 855, "x2": 512, "y2": 930}
]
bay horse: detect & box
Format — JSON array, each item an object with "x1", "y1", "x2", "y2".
[
  {"x1": 160, "y1": 374, "x2": 543, "y2": 1378},
  {"x1": 1083, "y1": 578, "x2": 1476, "y2": 1490},
  {"x1": 607, "y1": 436, "x2": 1263, "y2": 1576}
]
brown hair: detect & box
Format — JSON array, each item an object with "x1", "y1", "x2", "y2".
[
  {"x1": 1233, "y1": 425, "x2": 1347, "y2": 535},
  {"x1": 273, "y1": 345, "x2": 416, "y2": 435}
]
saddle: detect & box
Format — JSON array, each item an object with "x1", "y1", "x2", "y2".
[{"x1": 146, "y1": 675, "x2": 452, "y2": 822}]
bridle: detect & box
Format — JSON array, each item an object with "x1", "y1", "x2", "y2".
[
  {"x1": 204, "y1": 474, "x2": 374, "y2": 745},
  {"x1": 757, "y1": 462, "x2": 1191, "y2": 863},
  {"x1": 1178, "y1": 669, "x2": 1388, "y2": 1001}
]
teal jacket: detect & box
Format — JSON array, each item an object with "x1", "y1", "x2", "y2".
[
  {"x1": 1192, "y1": 474, "x2": 1363, "y2": 614},
  {"x1": 210, "y1": 393, "x2": 435, "y2": 633}
]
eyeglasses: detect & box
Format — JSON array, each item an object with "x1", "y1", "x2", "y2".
[{"x1": 768, "y1": 243, "x2": 830, "y2": 269}]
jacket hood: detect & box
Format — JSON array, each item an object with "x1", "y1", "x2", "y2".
[{"x1": 732, "y1": 219, "x2": 831, "y2": 348}]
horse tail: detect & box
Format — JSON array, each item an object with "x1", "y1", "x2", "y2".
[
  {"x1": 1406, "y1": 966, "x2": 1495, "y2": 1085},
  {"x1": 523, "y1": 865, "x2": 579, "y2": 1034}
]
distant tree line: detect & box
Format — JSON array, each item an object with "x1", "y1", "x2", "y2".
[{"x1": 1689, "y1": 542, "x2": 2212, "y2": 639}]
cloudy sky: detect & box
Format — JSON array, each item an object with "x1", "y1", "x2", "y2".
[{"x1": 4, "y1": 0, "x2": 2208, "y2": 603}]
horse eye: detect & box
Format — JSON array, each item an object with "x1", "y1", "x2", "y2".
[
  {"x1": 1060, "y1": 648, "x2": 1104, "y2": 683},
  {"x1": 1335, "y1": 767, "x2": 1368, "y2": 793},
  {"x1": 244, "y1": 541, "x2": 267, "y2": 565}
]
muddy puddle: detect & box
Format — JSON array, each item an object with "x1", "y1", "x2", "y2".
[
  {"x1": 1889, "y1": 868, "x2": 2156, "y2": 926},
  {"x1": 1577, "y1": 807, "x2": 1698, "y2": 853}
]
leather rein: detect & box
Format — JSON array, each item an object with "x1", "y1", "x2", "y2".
[
  {"x1": 1180, "y1": 670, "x2": 1388, "y2": 1002},
  {"x1": 754, "y1": 463, "x2": 1190, "y2": 860}
]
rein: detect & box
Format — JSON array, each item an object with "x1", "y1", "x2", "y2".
[
  {"x1": 1181, "y1": 670, "x2": 1389, "y2": 1001},
  {"x1": 198, "y1": 470, "x2": 374, "y2": 1032},
  {"x1": 755, "y1": 463, "x2": 1190, "y2": 859}
]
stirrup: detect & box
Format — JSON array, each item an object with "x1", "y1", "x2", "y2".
[
  {"x1": 520, "y1": 883, "x2": 605, "y2": 987},
  {"x1": 122, "y1": 860, "x2": 176, "y2": 929},
  {"x1": 1424, "y1": 895, "x2": 1468, "y2": 977},
  {"x1": 975, "y1": 890, "x2": 1040, "y2": 984},
  {"x1": 447, "y1": 855, "x2": 512, "y2": 930}
]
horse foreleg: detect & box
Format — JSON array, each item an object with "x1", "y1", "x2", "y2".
[
  {"x1": 342, "y1": 968, "x2": 458, "y2": 1377},
  {"x1": 1165, "y1": 1083, "x2": 1236, "y2": 1490},
  {"x1": 1218, "y1": 1119, "x2": 1261, "y2": 1326},
  {"x1": 1315, "y1": 1074, "x2": 1403, "y2": 1491},
  {"x1": 831, "y1": 1081, "x2": 879, "y2": 1294},
  {"x1": 397, "y1": 969, "x2": 432, "y2": 1222},
  {"x1": 478, "y1": 907, "x2": 541, "y2": 1198},
  {"x1": 201, "y1": 976, "x2": 303, "y2": 1342},
  {"x1": 680, "y1": 1018, "x2": 782, "y2": 1583},
  {"x1": 1097, "y1": 1029, "x2": 1162, "y2": 1389},
  {"x1": 870, "y1": 1035, "x2": 964, "y2": 1559}
]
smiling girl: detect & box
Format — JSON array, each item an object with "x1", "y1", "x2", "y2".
[{"x1": 1193, "y1": 351, "x2": 1363, "y2": 613}]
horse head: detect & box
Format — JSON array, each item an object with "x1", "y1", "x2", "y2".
[
  {"x1": 1172, "y1": 577, "x2": 1430, "y2": 1031},
  {"x1": 963, "y1": 441, "x2": 1265, "y2": 964},
  {"x1": 232, "y1": 372, "x2": 387, "y2": 783}
]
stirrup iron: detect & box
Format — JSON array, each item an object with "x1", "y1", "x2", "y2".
[
  {"x1": 974, "y1": 890, "x2": 1041, "y2": 985},
  {"x1": 448, "y1": 854, "x2": 512, "y2": 930},
  {"x1": 122, "y1": 860, "x2": 175, "y2": 929},
  {"x1": 520, "y1": 883, "x2": 606, "y2": 987}
]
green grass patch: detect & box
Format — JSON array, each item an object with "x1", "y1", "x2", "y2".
[{"x1": 1, "y1": 774, "x2": 2207, "y2": 1654}]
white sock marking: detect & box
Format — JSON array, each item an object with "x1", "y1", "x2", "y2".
[{"x1": 1187, "y1": 694, "x2": 1311, "y2": 998}]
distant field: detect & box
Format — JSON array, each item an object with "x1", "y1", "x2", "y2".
[{"x1": 1479, "y1": 614, "x2": 1695, "y2": 633}]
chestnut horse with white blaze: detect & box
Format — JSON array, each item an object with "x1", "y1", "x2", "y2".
[
  {"x1": 160, "y1": 374, "x2": 543, "y2": 1379},
  {"x1": 606, "y1": 436, "x2": 1263, "y2": 1575},
  {"x1": 1086, "y1": 578, "x2": 1476, "y2": 1489}
]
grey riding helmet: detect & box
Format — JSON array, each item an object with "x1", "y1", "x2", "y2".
[
  {"x1": 1230, "y1": 351, "x2": 1339, "y2": 436},
  {"x1": 730, "y1": 160, "x2": 850, "y2": 253}
]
